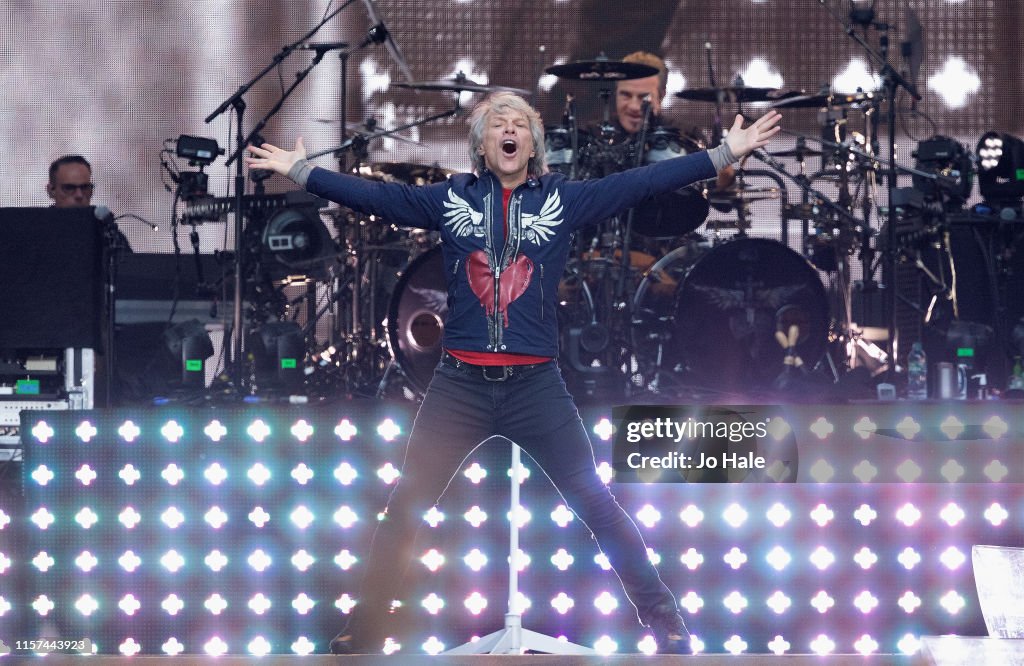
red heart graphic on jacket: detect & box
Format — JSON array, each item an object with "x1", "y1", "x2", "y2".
[{"x1": 467, "y1": 250, "x2": 534, "y2": 327}]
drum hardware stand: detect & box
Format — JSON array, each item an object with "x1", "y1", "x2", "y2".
[
  {"x1": 306, "y1": 100, "x2": 466, "y2": 398},
  {"x1": 560, "y1": 93, "x2": 582, "y2": 180},
  {"x1": 819, "y1": 0, "x2": 922, "y2": 378},
  {"x1": 615, "y1": 100, "x2": 653, "y2": 315},
  {"x1": 704, "y1": 41, "x2": 724, "y2": 148},
  {"x1": 754, "y1": 148, "x2": 868, "y2": 376}
]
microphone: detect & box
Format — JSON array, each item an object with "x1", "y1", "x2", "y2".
[
  {"x1": 97, "y1": 205, "x2": 159, "y2": 232},
  {"x1": 94, "y1": 204, "x2": 115, "y2": 223},
  {"x1": 297, "y1": 41, "x2": 349, "y2": 52},
  {"x1": 360, "y1": 0, "x2": 414, "y2": 82},
  {"x1": 752, "y1": 149, "x2": 784, "y2": 171},
  {"x1": 366, "y1": 23, "x2": 387, "y2": 45},
  {"x1": 704, "y1": 41, "x2": 716, "y2": 86},
  {"x1": 562, "y1": 94, "x2": 576, "y2": 127}
]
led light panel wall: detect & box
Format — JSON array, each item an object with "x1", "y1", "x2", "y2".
[{"x1": 6, "y1": 402, "x2": 1023, "y2": 655}]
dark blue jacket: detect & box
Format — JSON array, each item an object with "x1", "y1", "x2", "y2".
[{"x1": 305, "y1": 152, "x2": 715, "y2": 357}]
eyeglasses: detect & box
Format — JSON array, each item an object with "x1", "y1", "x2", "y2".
[{"x1": 58, "y1": 183, "x2": 95, "y2": 194}]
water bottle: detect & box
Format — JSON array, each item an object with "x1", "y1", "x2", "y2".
[{"x1": 906, "y1": 342, "x2": 928, "y2": 399}]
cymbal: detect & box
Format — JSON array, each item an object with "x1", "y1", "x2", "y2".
[
  {"x1": 771, "y1": 91, "x2": 874, "y2": 109},
  {"x1": 707, "y1": 185, "x2": 781, "y2": 206},
  {"x1": 393, "y1": 76, "x2": 529, "y2": 95},
  {"x1": 675, "y1": 86, "x2": 782, "y2": 103},
  {"x1": 769, "y1": 146, "x2": 823, "y2": 158},
  {"x1": 545, "y1": 60, "x2": 658, "y2": 81},
  {"x1": 354, "y1": 162, "x2": 455, "y2": 185},
  {"x1": 312, "y1": 120, "x2": 424, "y2": 147}
]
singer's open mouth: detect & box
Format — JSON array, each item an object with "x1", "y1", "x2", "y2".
[{"x1": 501, "y1": 139, "x2": 517, "y2": 155}]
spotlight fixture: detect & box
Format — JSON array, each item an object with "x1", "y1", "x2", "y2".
[
  {"x1": 175, "y1": 135, "x2": 224, "y2": 166},
  {"x1": 174, "y1": 135, "x2": 224, "y2": 200},
  {"x1": 161, "y1": 319, "x2": 215, "y2": 388},
  {"x1": 976, "y1": 132, "x2": 1024, "y2": 204},
  {"x1": 911, "y1": 135, "x2": 973, "y2": 208},
  {"x1": 261, "y1": 207, "x2": 335, "y2": 282},
  {"x1": 252, "y1": 321, "x2": 305, "y2": 391}
]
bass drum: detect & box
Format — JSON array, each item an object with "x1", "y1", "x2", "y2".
[
  {"x1": 386, "y1": 246, "x2": 447, "y2": 395},
  {"x1": 634, "y1": 237, "x2": 829, "y2": 392}
]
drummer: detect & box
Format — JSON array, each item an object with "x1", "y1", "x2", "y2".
[{"x1": 614, "y1": 51, "x2": 735, "y2": 193}]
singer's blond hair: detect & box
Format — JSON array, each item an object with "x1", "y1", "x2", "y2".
[{"x1": 468, "y1": 92, "x2": 547, "y2": 176}]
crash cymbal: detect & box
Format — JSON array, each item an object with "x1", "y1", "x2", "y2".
[
  {"x1": 312, "y1": 120, "x2": 424, "y2": 147},
  {"x1": 354, "y1": 162, "x2": 455, "y2": 185},
  {"x1": 545, "y1": 60, "x2": 658, "y2": 81},
  {"x1": 675, "y1": 86, "x2": 783, "y2": 103},
  {"x1": 769, "y1": 146, "x2": 823, "y2": 158},
  {"x1": 771, "y1": 91, "x2": 874, "y2": 109},
  {"x1": 393, "y1": 74, "x2": 529, "y2": 95}
]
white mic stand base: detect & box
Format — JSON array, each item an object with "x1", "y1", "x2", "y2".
[
  {"x1": 445, "y1": 444, "x2": 596, "y2": 655},
  {"x1": 446, "y1": 612, "x2": 595, "y2": 655}
]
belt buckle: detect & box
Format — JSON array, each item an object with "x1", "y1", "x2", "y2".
[{"x1": 482, "y1": 365, "x2": 510, "y2": 382}]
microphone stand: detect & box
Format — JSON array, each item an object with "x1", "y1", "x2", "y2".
[
  {"x1": 615, "y1": 100, "x2": 652, "y2": 309},
  {"x1": 705, "y1": 43, "x2": 723, "y2": 148},
  {"x1": 818, "y1": 0, "x2": 921, "y2": 378},
  {"x1": 204, "y1": 0, "x2": 356, "y2": 392}
]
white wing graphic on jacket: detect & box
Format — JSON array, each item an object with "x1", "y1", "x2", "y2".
[
  {"x1": 521, "y1": 191, "x2": 564, "y2": 244},
  {"x1": 443, "y1": 189, "x2": 485, "y2": 237}
]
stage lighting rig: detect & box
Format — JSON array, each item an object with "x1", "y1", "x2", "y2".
[
  {"x1": 977, "y1": 131, "x2": 1024, "y2": 205},
  {"x1": 261, "y1": 207, "x2": 335, "y2": 283},
  {"x1": 911, "y1": 135, "x2": 973, "y2": 209}
]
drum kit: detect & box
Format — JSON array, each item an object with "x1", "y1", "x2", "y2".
[{"x1": 291, "y1": 55, "x2": 1022, "y2": 402}]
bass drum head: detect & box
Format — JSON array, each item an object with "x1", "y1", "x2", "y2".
[
  {"x1": 386, "y1": 246, "x2": 447, "y2": 395},
  {"x1": 673, "y1": 237, "x2": 829, "y2": 392}
]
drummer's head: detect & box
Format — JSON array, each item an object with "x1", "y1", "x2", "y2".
[
  {"x1": 469, "y1": 92, "x2": 546, "y2": 177},
  {"x1": 616, "y1": 51, "x2": 667, "y2": 135}
]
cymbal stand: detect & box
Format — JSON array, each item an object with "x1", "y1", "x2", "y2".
[
  {"x1": 818, "y1": 0, "x2": 922, "y2": 375},
  {"x1": 615, "y1": 100, "x2": 652, "y2": 309},
  {"x1": 753, "y1": 149, "x2": 864, "y2": 376}
]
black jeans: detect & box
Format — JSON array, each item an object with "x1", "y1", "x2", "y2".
[{"x1": 344, "y1": 355, "x2": 678, "y2": 647}]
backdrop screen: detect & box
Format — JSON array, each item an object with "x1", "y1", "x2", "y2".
[{"x1": 3, "y1": 0, "x2": 1020, "y2": 254}]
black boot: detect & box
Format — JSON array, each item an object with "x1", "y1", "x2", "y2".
[
  {"x1": 647, "y1": 604, "x2": 691, "y2": 655},
  {"x1": 329, "y1": 633, "x2": 355, "y2": 655}
]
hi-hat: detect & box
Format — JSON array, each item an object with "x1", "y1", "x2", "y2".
[
  {"x1": 675, "y1": 86, "x2": 783, "y2": 103},
  {"x1": 545, "y1": 60, "x2": 658, "y2": 81},
  {"x1": 393, "y1": 74, "x2": 529, "y2": 95},
  {"x1": 354, "y1": 162, "x2": 454, "y2": 185},
  {"x1": 771, "y1": 91, "x2": 874, "y2": 109}
]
